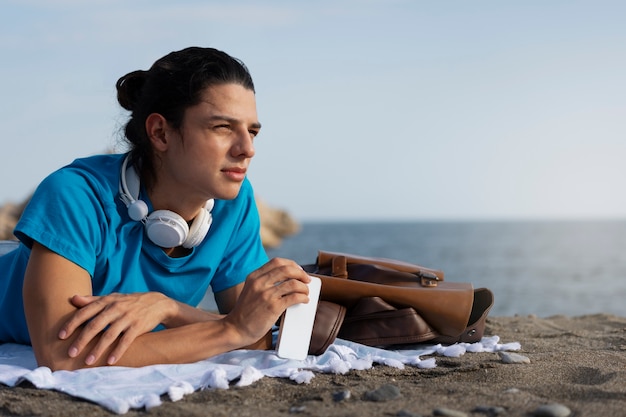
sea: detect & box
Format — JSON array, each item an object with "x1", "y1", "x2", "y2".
[{"x1": 264, "y1": 220, "x2": 626, "y2": 318}]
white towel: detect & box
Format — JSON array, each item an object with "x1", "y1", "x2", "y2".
[{"x1": 0, "y1": 336, "x2": 520, "y2": 414}]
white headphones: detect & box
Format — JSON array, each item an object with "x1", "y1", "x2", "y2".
[{"x1": 118, "y1": 154, "x2": 214, "y2": 248}]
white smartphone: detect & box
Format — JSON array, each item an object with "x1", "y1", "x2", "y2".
[{"x1": 276, "y1": 276, "x2": 322, "y2": 360}]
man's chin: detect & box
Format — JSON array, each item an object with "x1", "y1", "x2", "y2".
[{"x1": 214, "y1": 186, "x2": 243, "y2": 201}]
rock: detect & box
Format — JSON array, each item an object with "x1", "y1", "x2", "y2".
[
  {"x1": 533, "y1": 403, "x2": 571, "y2": 417},
  {"x1": 396, "y1": 410, "x2": 423, "y2": 417},
  {"x1": 332, "y1": 389, "x2": 351, "y2": 402},
  {"x1": 0, "y1": 200, "x2": 28, "y2": 241},
  {"x1": 256, "y1": 197, "x2": 300, "y2": 248},
  {"x1": 363, "y1": 384, "x2": 401, "y2": 402},
  {"x1": 473, "y1": 405, "x2": 507, "y2": 415},
  {"x1": 498, "y1": 351, "x2": 531, "y2": 364},
  {"x1": 433, "y1": 407, "x2": 468, "y2": 417},
  {"x1": 288, "y1": 405, "x2": 307, "y2": 414}
]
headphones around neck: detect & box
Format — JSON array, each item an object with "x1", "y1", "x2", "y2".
[{"x1": 118, "y1": 154, "x2": 214, "y2": 248}]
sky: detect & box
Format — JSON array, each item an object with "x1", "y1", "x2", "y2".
[{"x1": 0, "y1": 0, "x2": 624, "y2": 221}]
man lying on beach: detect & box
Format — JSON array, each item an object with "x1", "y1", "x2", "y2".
[{"x1": 0, "y1": 47, "x2": 311, "y2": 370}]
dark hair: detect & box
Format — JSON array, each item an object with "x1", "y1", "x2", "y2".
[{"x1": 116, "y1": 47, "x2": 255, "y2": 187}]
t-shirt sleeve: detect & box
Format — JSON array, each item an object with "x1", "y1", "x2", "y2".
[
  {"x1": 210, "y1": 180, "x2": 269, "y2": 293},
  {"x1": 14, "y1": 166, "x2": 110, "y2": 275}
]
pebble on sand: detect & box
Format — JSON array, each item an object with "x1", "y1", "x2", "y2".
[
  {"x1": 433, "y1": 407, "x2": 468, "y2": 417},
  {"x1": 364, "y1": 384, "x2": 401, "y2": 402},
  {"x1": 533, "y1": 403, "x2": 572, "y2": 417},
  {"x1": 498, "y1": 351, "x2": 531, "y2": 364}
]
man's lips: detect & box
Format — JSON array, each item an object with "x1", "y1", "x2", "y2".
[{"x1": 222, "y1": 167, "x2": 247, "y2": 181}]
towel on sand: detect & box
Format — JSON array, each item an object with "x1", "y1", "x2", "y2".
[{"x1": 0, "y1": 336, "x2": 520, "y2": 414}]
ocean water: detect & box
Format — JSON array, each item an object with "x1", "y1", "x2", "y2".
[{"x1": 266, "y1": 220, "x2": 626, "y2": 318}]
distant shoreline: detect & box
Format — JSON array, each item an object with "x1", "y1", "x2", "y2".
[{"x1": 295, "y1": 217, "x2": 626, "y2": 224}]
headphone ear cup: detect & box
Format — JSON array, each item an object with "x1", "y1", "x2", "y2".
[
  {"x1": 182, "y1": 207, "x2": 213, "y2": 248},
  {"x1": 145, "y1": 210, "x2": 189, "y2": 248}
]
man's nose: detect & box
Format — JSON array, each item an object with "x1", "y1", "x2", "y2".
[{"x1": 233, "y1": 131, "x2": 255, "y2": 158}]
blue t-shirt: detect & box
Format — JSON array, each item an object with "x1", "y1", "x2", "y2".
[{"x1": 0, "y1": 153, "x2": 268, "y2": 344}]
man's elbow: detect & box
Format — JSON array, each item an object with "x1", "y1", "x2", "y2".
[{"x1": 34, "y1": 348, "x2": 88, "y2": 371}]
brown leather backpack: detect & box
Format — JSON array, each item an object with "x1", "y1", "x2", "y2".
[{"x1": 303, "y1": 251, "x2": 494, "y2": 355}]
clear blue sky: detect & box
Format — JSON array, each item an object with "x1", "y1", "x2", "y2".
[{"x1": 1, "y1": 1, "x2": 624, "y2": 221}]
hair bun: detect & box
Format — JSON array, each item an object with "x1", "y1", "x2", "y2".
[{"x1": 116, "y1": 70, "x2": 147, "y2": 111}]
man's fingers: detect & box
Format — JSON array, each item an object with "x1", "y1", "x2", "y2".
[
  {"x1": 66, "y1": 307, "x2": 121, "y2": 358},
  {"x1": 59, "y1": 298, "x2": 107, "y2": 340},
  {"x1": 83, "y1": 322, "x2": 131, "y2": 366},
  {"x1": 106, "y1": 331, "x2": 137, "y2": 365},
  {"x1": 249, "y1": 258, "x2": 310, "y2": 284},
  {"x1": 272, "y1": 278, "x2": 309, "y2": 297},
  {"x1": 69, "y1": 294, "x2": 98, "y2": 308}
]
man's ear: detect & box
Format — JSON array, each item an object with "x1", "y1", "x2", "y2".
[{"x1": 145, "y1": 113, "x2": 169, "y2": 151}]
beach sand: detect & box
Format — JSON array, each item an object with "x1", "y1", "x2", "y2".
[{"x1": 1, "y1": 314, "x2": 625, "y2": 416}]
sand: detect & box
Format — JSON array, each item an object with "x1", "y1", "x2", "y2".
[{"x1": 1, "y1": 314, "x2": 625, "y2": 416}]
